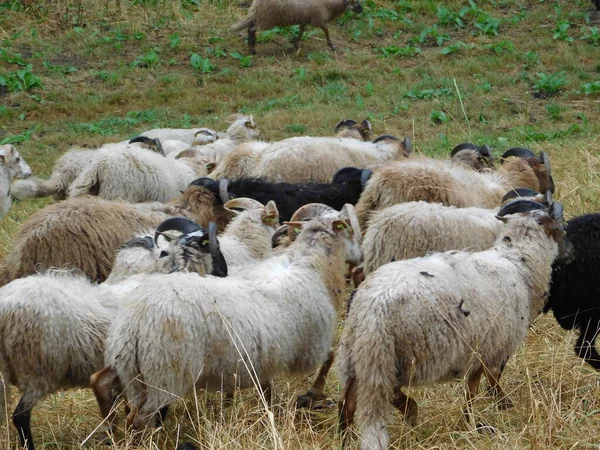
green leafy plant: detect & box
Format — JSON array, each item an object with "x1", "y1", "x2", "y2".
[
  {"x1": 0, "y1": 64, "x2": 43, "y2": 92},
  {"x1": 545, "y1": 103, "x2": 564, "y2": 121},
  {"x1": 0, "y1": 126, "x2": 38, "y2": 145},
  {"x1": 474, "y1": 15, "x2": 502, "y2": 36},
  {"x1": 230, "y1": 52, "x2": 253, "y2": 68},
  {"x1": 379, "y1": 45, "x2": 421, "y2": 58},
  {"x1": 580, "y1": 26, "x2": 600, "y2": 46},
  {"x1": 169, "y1": 32, "x2": 181, "y2": 49},
  {"x1": 42, "y1": 60, "x2": 77, "y2": 74},
  {"x1": 483, "y1": 40, "x2": 515, "y2": 55},
  {"x1": 436, "y1": 6, "x2": 464, "y2": 28},
  {"x1": 441, "y1": 41, "x2": 474, "y2": 55},
  {"x1": 206, "y1": 46, "x2": 228, "y2": 58},
  {"x1": 553, "y1": 19, "x2": 574, "y2": 42},
  {"x1": 190, "y1": 53, "x2": 217, "y2": 73},
  {"x1": 522, "y1": 50, "x2": 541, "y2": 68},
  {"x1": 404, "y1": 87, "x2": 453, "y2": 100},
  {"x1": 533, "y1": 71, "x2": 568, "y2": 96},
  {"x1": 0, "y1": 48, "x2": 26, "y2": 65},
  {"x1": 414, "y1": 24, "x2": 450, "y2": 46},
  {"x1": 430, "y1": 110, "x2": 449, "y2": 124},
  {"x1": 580, "y1": 80, "x2": 600, "y2": 95},
  {"x1": 131, "y1": 49, "x2": 160, "y2": 68}
]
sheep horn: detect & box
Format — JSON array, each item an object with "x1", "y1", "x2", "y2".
[
  {"x1": 271, "y1": 225, "x2": 289, "y2": 248},
  {"x1": 501, "y1": 188, "x2": 542, "y2": 204},
  {"x1": 540, "y1": 151, "x2": 552, "y2": 175},
  {"x1": 128, "y1": 136, "x2": 155, "y2": 146},
  {"x1": 334, "y1": 119, "x2": 358, "y2": 132},
  {"x1": 194, "y1": 129, "x2": 217, "y2": 138},
  {"x1": 188, "y1": 177, "x2": 219, "y2": 199},
  {"x1": 496, "y1": 199, "x2": 547, "y2": 217},
  {"x1": 224, "y1": 197, "x2": 265, "y2": 212},
  {"x1": 402, "y1": 137, "x2": 412, "y2": 155},
  {"x1": 121, "y1": 236, "x2": 155, "y2": 250},
  {"x1": 154, "y1": 217, "x2": 202, "y2": 244},
  {"x1": 450, "y1": 142, "x2": 478, "y2": 157},
  {"x1": 501, "y1": 147, "x2": 536, "y2": 162},
  {"x1": 340, "y1": 203, "x2": 362, "y2": 244},
  {"x1": 219, "y1": 178, "x2": 230, "y2": 204},
  {"x1": 290, "y1": 203, "x2": 338, "y2": 222},
  {"x1": 373, "y1": 134, "x2": 399, "y2": 143},
  {"x1": 152, "y1": 138, "x2": 165, "y2": 156},
  {"x1": 208, "y1": 221, "x2": 228, "y2": 278},
  {"x1": 360, "y1": 169, "x2": 373, "y2": 188}
]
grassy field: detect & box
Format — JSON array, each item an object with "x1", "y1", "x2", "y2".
[{"x1": 1, "y1": 0, "x2": 600, "y2": 448}]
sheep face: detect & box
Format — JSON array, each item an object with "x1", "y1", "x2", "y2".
[
  {"x1": 346, "y1": 0, "x2": 363, "y2": 13},
  {"x1": 0, "y1": 144, "x2": 32, "y2": 179}
]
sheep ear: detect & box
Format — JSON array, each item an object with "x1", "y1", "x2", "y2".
[
  {"x1": 262, "y1": 200, "x2": 279, "y2": 224},
  {"x1": 332, "y1": 219, "x2": 350, "y2": 233},
  {"x1": 283, "y1": 221, "x2": 304, "y2": 234},
  {"x1": 362, "y1": 119, "x2": 372, "y2": 131},
  {"x1": 495, "y1": 215, "x2": 509, "y2": 224},
  {"x1": 401, "y1": 137, "x2": 412, "y2": 156}
]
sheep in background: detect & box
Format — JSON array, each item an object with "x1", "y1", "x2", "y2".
[
  {"x1": 136, "y1": 127, "x2": 219, "y2": 146},
  {"x1": 450, "y1": 142, "x2": 494, "y2": 171},
  {"x1": 354, "y1": 150, "x2": 553, "y2": 229},
  {"x1": 337, "y1": 199, "x2": 570, "y2": 450},
  {"x1": 0, "y1": 184, "x2": 232, "y2": 287},
  {"x1": 91, "y1": 202, "x2": 362, "y2": 430},
  {"x1": 545, "y1": 212, "x2": 600, "y2": 369},
  {"x1": 334, "y1": 119, "x2": 373, "y2": 141},
  {"x1": 68, "y1": 144, "x2": 209, "y2": 203},
  {"x1": 0, "y1": 219, "x2": 227, "y2": 450},
  {"x1": 231, "y1": 0, "x2": 363, "y2": 54},
  {"x1": 0, "y1": 144, "x2": 32, "y2": 219}
]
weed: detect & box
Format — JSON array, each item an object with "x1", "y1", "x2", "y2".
[
  {"x1": 131, "y1": 48, "x2": 160, "y2": 68},
  {"x1": 430, "y1": 110, "x2": 449, "y2": 124},
  {"x1": 414, "y1": 24, "x2": 450, "y2": 46},
  {"x1": 169, "y1": 32, "x2": 180, "y2": 49},
  {"x1": 405, "y1": 87, "x2": 453, "y2": 100},
  {"x1": 206, "y1": 46, "x2": 228, "y2": 58},
  {"x1": 230, "y1": 52, "x2": 253, "y2": 68},
  {"x1": 0, "y1": 126, "x2": 38, "y2": 145},
  {"x1": 379, "y1": 45, "x2": 421, "y2": 58},
  {"x1": 42, "y1": 60, "x2": 77, "y2": 74},
  {"x1": 483, "y1": 40, "x2": 515, "y2": 55},
  {"x1": 545, "y1": 103, "x2": 564, "y2": 121},
  {"x1": 440, "y1": 41, "x2": 474, "y2": 55},
  {"x1": 522, "y1": 50, "x2": 541, "y2": 68},
  {"x1": 190, "y1": 53, "x2": 217, "y2": 73},
  {"x1": 0, "y1": 48, "x2": 26, "y2": 65},
  {"x1": 580, "y1": 26, "x2": 600, "y2": 47},
  {"x1": 553, "y1": 19, "x2": 574, "y2": 43},
  {"x1": 580, "y1": 81, "x2": 600, "y2": 95},
  {"x1": 474, "y1": 15, "x2": 502, "y2": 36},
  {"x1": 436, "y1": 6, "x2": 464, "y2": 28},
  {"x1": 533, "y1": 71, "x2": 568, "y2": 97},
  {"x1": 0, "y1": 64, "x2": 43, "y2": 92}
]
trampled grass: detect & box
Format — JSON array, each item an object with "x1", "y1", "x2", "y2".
[{"x1": 0, "y1": 0, "x2": 599, "y2": 448}]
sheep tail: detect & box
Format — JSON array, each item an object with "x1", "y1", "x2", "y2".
[
  {"x1": 353, "y1": 308, "x2": 396, "y2": 450},
  {"x1": 231, "y1": 15, "x2": 254, "y2": 32},
  {"x1": 10, "y1": 177, "x2": 60, "y2": 200}
]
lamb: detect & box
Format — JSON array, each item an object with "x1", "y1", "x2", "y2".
[
  {"x1": 90, "y1": 202, "x2": 362, "y2": 431},
  {"x1": 211, "y1": 134, "x2": 411, "y2": 184},
  {"x1": 544, "y1": 212, "x2": 600, "y2": 369},
  {"x1": 191, "y1": 165, "x2": 371, "y2": 223},
  {"x1": 68, "y1": 144, "x2": 209, "y2": 203},
  {"x1": 0, "y1": 144, "x2": 32, "y2": 219},
  {"x1": 0, "y1": 219, "x2": 227, "y2": 450},
  {"x1": 231, "y1": 0, "x2": 363, "y2": 54},
  {"x1": 336, "y1": 199, "x2": 570, "y2": 450},
  {"x1": 354, "y1": 150, "x2": 553, "y2": 229},
  {"x1": 0, "y1": 184, "x2": 231, "y2": 287}
]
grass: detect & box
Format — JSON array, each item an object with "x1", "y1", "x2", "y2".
[{"x1": 0, "y1": 0, "x2": 600, "y2": 448}]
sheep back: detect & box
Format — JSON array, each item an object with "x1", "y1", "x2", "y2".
[{"x1": 241, "y1": 0, "x2": 348, "y2": 30}]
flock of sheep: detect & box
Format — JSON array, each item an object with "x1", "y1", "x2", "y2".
[{"x1": 0, "y1": 114, "x2": 598, "y2": 450}]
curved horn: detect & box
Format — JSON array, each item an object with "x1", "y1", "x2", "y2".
[
  {"x1": 154, "y1": 217, "x2": 202, "y2": 244},
  {"x1": 271, "y1": 225, "x2": 289, "y2": 248},
  {"x1": 360, "y1": 169, "x2": 373, "y2": 188},
  {"x1": 218, "y1": 178, "x2": 230, "y2": 204},
  {"x1": 340, "y1": 203, "x2": 362, "y2": 244},
  {"x1": 540, "y1": 151, "x2": 552, "y2": 175},
  {"x1": 121, "y1": 236, "x2": 155, "y2": 250},
  {"x1": 152, "y1": 138, "x2": 165, "y2": 156},
  {"x1": 335, "y1": 119, "x2": 359, "y2": 132},
  {"x1": 188, "y1": 177, "x2": 219, "y2": 199},
  {"x1": 290, "y1": 203, "x2": 338, "y2": 222},
  {"x1": 373, "y1": 134, "x2": 400, "y2": 143},
  {"x1": 496, "y1": 199, "x2": 547, "y2": 217},
  {"x1": 194, "y1": 129, "x2": 217, "y2": 138},
  {"x1": 208, "y1": 221, "x2": 228, "y2": 277},
  {"x1": 450, "y1": 142, "x2": 478, "y2": 157},
  {"x1": 224, "y1": 197, "x2": 265, "y2": 212},
  {"x1": 129, "y1": 136, "x2": 155, "y2": 146},
  {"x1": 501, "y1": 188, "x2": 541, "y2": 204},
  {"x1": 501, "y1": 147, "x2": 536, "y2": 162},
  {"x1": 478, "y1": 144, "x2": 493, "y2": 160}
]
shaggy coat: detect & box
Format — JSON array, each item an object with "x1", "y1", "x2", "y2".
[
  {"x1": 362, "y1": 202, "x2": 502, "y2": 274},
  {"x1": 337, "y1": 212, "x2": 560, "y2": 450},
  {"x1": 105, "y1": 215, "x2": 360, "y2": 428}
]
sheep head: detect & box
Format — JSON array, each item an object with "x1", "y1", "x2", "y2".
[
  {"x1": 332, "y1": 167, "x2": 373, "y2": 189},
  {"x1": 373, "y1": 135, "x2": 412, "y2": 158},
  {"x1": 170, "y1": 183, "x2": 233, "y2": 231},
  {"x1": 224, "y1": 197, "x2": 280, "y2": 227},
  {"x1": 226, "y1": 114, "x2": 260, "y2": 143},
  {"x1": 128, "y1": 136, "x2": 165, "y2": 156},
  {"x1": 0, "y1": 144, "x2": 32, "y2": 179},
  {"x1": 334, "y1": 119, "x2": 372, "y2": 141},
  {"x1": 450, "y1": 142, "x2": 494, "y2": 169}
]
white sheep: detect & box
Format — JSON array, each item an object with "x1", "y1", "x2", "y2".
[
  {"x1": 231, "y1": 0, "x2": 363, "y2": 53},
  {"x1": 0, "y1": 144, "x2": 32, "y2": 219},
  {"x1": 0, "y1": 219, "x2": 226, "y2": 450},
  {"x1": 91, "y1": 203, "x2": 362, "y2": 430},
  {"x1": 336, "y1": 200, "x2": 569, "y2": 450}
]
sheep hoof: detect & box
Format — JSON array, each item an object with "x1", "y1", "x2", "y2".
[
  {"x1": 296, "y1": 390, "x2": 326, "y2": 409},
  {"x1": 476, "y1": 422, "x2": 496, "y2": 434}
]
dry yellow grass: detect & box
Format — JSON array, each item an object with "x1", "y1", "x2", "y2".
[{"x1": 0, "y1": 0, "x2": 599, "y2": 448}]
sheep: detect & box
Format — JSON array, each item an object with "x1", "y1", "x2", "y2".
[
  {"x1": 90, "y1": 202, "x2": 362, "y2": 431},
  {"x1": 135, "y1": 127, "x2": 218, "y2": 146},
  {"x1": 0, "y1": 144, "x2": 32, "y2": 219},
  {"x1": 0, "y1": 219, "x2": 226, "y2": 450},
  {"x1": 0, "y1": 184, "x2": 231, "y2": 287},
  {"x1": 231, "y1": 0, "x2": 363, "y2": 54},
  {"x1": 211, "y1": 134, "x2": 411, "y2": 184},
  {"x1": 361, "y1": 189, "x2": 549, "y2": 275},
  {"x1": 10, "y1": 139, "x2": 165, "y2": 201},
  {"x1": 354, "y1": 150, "x2": 553, "y2": 229},
  {"x1": 336, "y1": 199, "x2": 570, "y2": 450},
  {"x1": 190, "y1": 165, "x2": 371, "y2": 223},
  {"x1": 68, "y1": 144, "x2": 209, "y2": 203},
  {"x1": 544, "y1": 212, "x2": 600, "y2": 369},
  {"x1": 334, "y1": 119, "x2": 373, "y2": 141},
  {"x1": 450, "y1": 142, "x2": 494, "y2": 171}
]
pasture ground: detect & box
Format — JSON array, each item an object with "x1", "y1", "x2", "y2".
[{"x1": 1, "y1": 0, "x2": 599, "y2": 448}]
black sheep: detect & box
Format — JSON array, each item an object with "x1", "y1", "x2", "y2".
[
  {"x1": 545, "y1": 213, "x2": 600, "y2": 368},
  {"x1": 190, "y1": 167, "x2": 371, "y2": 223}
]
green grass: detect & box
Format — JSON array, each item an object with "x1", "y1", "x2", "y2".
[{"x1": 0, "y1": 0, "x2": 600, "y2": 448}]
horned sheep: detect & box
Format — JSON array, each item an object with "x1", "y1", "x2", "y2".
[
  {"x1": 231, "y1": 0, "x2": 363, "y2": 54},
  {"x1": 91, "y1": 203, "x2": 362, "y2": 430},
  {"x1": 336, "y1": 199, "x2": 570, "y2": 450}
]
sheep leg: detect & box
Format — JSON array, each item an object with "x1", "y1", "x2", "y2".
[
  {"x1": 90, "y1": 366, "x2": 121, "y2": 434},
  {"x1": 483, "y1": 365, "x2": 513, "y2": 410},
  {"x1": 296, "y1": 350, "x2": 334, "y2": 409},
  {"x1": 575, "y1": 324, "x2": 600, "y2": 369},
  {"x1": 463, "y1": 367, "x2": 483, "y2": 430},
  {"x1": 293, "y1": 24, "x2": 306, "y2": 49},
  {"x1": 321, "y1": 25, "x2": 335, "y2": 51},
  {"x1": 12, "y1": 393, "x2": 37, "y2": 450},
  {"x1": 338, "y1": 376, "x2": 358, "y2": 436},
  {"x1": 391, "y1": 387, "x2": 418, "y2": 426},
  {"x1": 248, "y1": 27, "x2": 257, "y2": 55}
]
